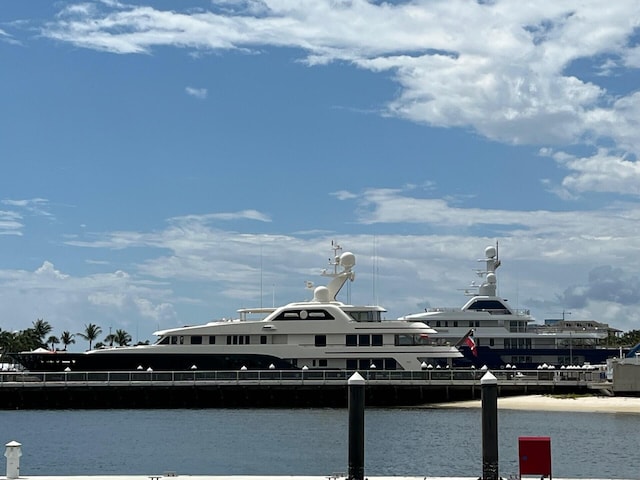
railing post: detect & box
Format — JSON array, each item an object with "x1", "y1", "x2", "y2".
[
  {"x1": 4, "y1": 440, "x2": 22, "y2": 479},
  {"x1": 348, "y1": 372, "x2": 365, "y2": 480},
  {"x1": 481, "y1": 371, "x2": 499, "y2": 480}
]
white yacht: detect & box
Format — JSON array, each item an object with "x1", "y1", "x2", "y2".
[
  {"x1": 401, "y1": 244, "x2": 623, "y2": 369},
  {"x1": 11, "y1": 244, "x2": 462, "y2": 372}
]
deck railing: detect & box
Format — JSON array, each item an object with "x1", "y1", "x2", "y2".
[{"x1": 0, "y1": 367, "x2": 604, "y2": 387}]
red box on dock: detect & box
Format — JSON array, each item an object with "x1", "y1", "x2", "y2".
[{"x1": 518, "y1": 436, "x2": 552, "y2": 478}]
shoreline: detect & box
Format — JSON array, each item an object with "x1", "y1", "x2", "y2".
[{"x1": 429, "y1": 394, "x2": 640, "y2": 413}]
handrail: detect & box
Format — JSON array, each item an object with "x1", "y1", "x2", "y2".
[{"x1": 0, "y1": 367, "x2": 603, "y2": 387}]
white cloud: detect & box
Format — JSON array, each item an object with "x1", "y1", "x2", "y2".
[
  {"x1": 553, "y1": 149, "x2": 640, "y2": 196},
  {"x1": 38, "y1": 1, "x2": 640, "y2": 152},
  {"x1": 2, "y1": 198, "x2": 54, "y2": 218},
  {"x1": 185, "y1": 86, "x2": 207, "y2": 99},
  {"x1": 0, "y1": 210, "x2": 23, "y2": 236}
]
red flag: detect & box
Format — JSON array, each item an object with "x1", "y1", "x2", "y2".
[{"x1": 464, "y1": 335, "x2": 478, "y2": 356}]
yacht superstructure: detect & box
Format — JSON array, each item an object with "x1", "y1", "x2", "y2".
[{"x1": 11, "y1": 244, "x2": 462, "y2": 372}]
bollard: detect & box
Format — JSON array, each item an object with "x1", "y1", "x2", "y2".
[
  {"x1": 481, "y1": 371, "x2": 498, "y2": 480},
  {"x1": 347, "y1": 372, "x2": 365, "y2": 480},
  {"x1": 4, "y1": 440, "x2": 22, "y2": 479}
]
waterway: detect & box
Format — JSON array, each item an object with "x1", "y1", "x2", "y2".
[{"x1": 1, "y1": 407, "x2": 637, "y2": 478}]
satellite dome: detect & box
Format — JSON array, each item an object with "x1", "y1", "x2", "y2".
[
  {"x1": 340, "y1": 252, "x2": 356, "y2": 268},
  {"x1": 313, "y1": 286, "x2": 330, "y2": 302},
  {"x1": 485, "y1": 246, "x2": 496, "y2": 258}
]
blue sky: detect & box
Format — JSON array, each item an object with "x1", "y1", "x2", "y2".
[{"x1": 2, "y1": 0, "x2": 640, "y2": 349}]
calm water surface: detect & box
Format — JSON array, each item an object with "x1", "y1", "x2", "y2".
[{"x1": 1, "y1": 408, "x2": 638, "y2": 478}]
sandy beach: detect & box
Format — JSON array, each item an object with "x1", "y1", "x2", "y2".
[{"x1": 430, "y1": 394, "x2": 640, "y2": 413}]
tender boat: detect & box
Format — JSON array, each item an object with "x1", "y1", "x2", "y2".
[
  {"x1": 10, "y1": 244, "x2": 462, "y2": 372},
  {"x1": 401, "y1": 244, "x2": 626, "y2": 369}
]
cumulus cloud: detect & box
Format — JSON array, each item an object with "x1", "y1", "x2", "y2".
[
  {"x1": 33, "y1": 1, "x2": 640, "y2": 198},
  {"x1": 560, "y1": 266, "x2": 640, "y2": 308}
]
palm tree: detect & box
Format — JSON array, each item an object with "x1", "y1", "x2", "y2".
[
  {"x1": 46, "y1": 335, "x2": 60, "y2": 351},
  {"x1": 77, "y1": 323, "x2": 102, "y2": 350},
  {"x1": 104, "y1": 333, "x2": 116, "y2": 347},
  {"x1": 60, "y1": 331, "x2": 75, "y2": 351},
  {"x1": 32, "y1": 319, "x2": 52, "y2": 346},
  {"x1": 114, "y1": 329, "x2": 132, "y2": 346}
]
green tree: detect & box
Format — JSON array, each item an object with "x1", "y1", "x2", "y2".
[
  {"x1": 104, "y1": 333, "x2": 116, "y2": 347},
  {"x1": 0, "y1": 329, "x2": 15, "y2": 362},
  {"x1": 60, "y1": 331, "x2": 75, "y2": 351},
  {"x1": 32, "y1": 319, "x2": 52, "y2": 346},
  {"x1": 46, "y1": 335, "x2": 60, "y2": 351},
  {"x1": 114, "y1": 329, "x2": 132, "y2": 346},
  {"x1": 77, "y1": 323, "x2": 102, "y2": 350}
]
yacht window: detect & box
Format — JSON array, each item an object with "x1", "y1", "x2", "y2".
[
  {"x1": 273, "y1": 309, "x2": 335, "y2": 320},
  {"x1": 384, "y1": 358, "x2": 397, "y2": 370},
  {"x1": 227, "y1": 336, "x2": 232, "y2": 345},
  {"x1": 453, "y1": 321, "x2": 458, "y2": 327},
  {"x1": 489, "y1": 338, "x2": 494, "y2": 347},
  {"x1": 191, "y1": 335, "x2": 202, "y2": 345},
  {"x1": 467, "y1": 299, "x2": 510, "y2": 313},
  {"x1": 209, "y1": 336, "x2": 216, "y2": 345},
  {"x1": 346, "y1": 335, "x2": 357, "y2": 346},
  {"x1": 157, "y1": 336, "x2": 170, "y2": 345},
  {"x1": 359, "y1": 335, "x2": 370, "y2": 346},
  {"x1": 346, "y1": 359, "x2": 357, "y2": 370},
  {"x1": 349, "y1": 311, "x2": 382, "y2": 322},
  {"x1": 319, "y1": 359, "x2": 328, "y2": 367},
  {"x1": 372, "y1": 334, "x2": 383, "y2": 346},
  {"x1": 469, "y1": 321, "x2": 474, "y2": 327},
  {"x1": 260, "y1": 335, "x2": 267, "y2": 345},
  {"x1": 395, "y1": 334, "x2": 427, "y2": 346},
  {"x1": 436, "y1": 321, "x2": 441, "y2": 327},
  {"x1": 315, "y1": 335, "x2": 327, "y2": 347}
]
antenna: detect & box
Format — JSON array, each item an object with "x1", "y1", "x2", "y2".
[{"x1": 372, "y1": 235, "x2": 378, "y2": 306}]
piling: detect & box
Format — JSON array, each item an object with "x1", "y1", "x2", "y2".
[
  {"x1": 481, "y1": 371, "x2": 498, "y2": 480},
  {"x1": 4, "y1": 440, "x2": 22, "y2": 479},
  {"x1": 347, "y1": 372, "x2": 365, "y2": 480}
]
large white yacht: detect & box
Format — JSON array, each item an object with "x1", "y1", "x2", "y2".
[
  {"x1": 11, "y1": 244, "x2": 462, "y2": 372},
  {"x1": 401, "y1": 244, "x2": 624, "y2": 369}
]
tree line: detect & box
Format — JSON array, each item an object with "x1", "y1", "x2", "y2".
[{"x1": 0, "y1": 319, "x2": 140, "y2": 362}]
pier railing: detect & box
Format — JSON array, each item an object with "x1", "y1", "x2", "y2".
[{"x1": 0, "y1": 367, "x2": 605, "y2": 388}]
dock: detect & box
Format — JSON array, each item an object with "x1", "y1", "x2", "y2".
[{"x1": 0, "y1": 367, "x2": 609, "y2": 408}]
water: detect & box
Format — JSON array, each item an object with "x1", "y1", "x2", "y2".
[{"x1": 1, "y1": 408, "x2": 638, "y2": 478}]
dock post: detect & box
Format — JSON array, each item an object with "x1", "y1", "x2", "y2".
[
  {"x1": 481, "y1": 371, "x2": 499, "y2": 480},
  {"x1": 4, "y1": 440, "x2": 22, "y2": 479},
  {"x1": 348, "y1": 372, "x2": 365, "y2": 480}
]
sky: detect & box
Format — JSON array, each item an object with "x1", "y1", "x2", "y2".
[{"x1": 2, "y1": 0, "x2": 640, "y2": 350}]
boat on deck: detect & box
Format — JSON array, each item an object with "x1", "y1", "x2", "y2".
[
  {"x1": 10, "y1": 244, "x2": 462, "y2": 372},
  {"x1": 401, "y1": 244, "x2": 625, "y2": 369}
]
